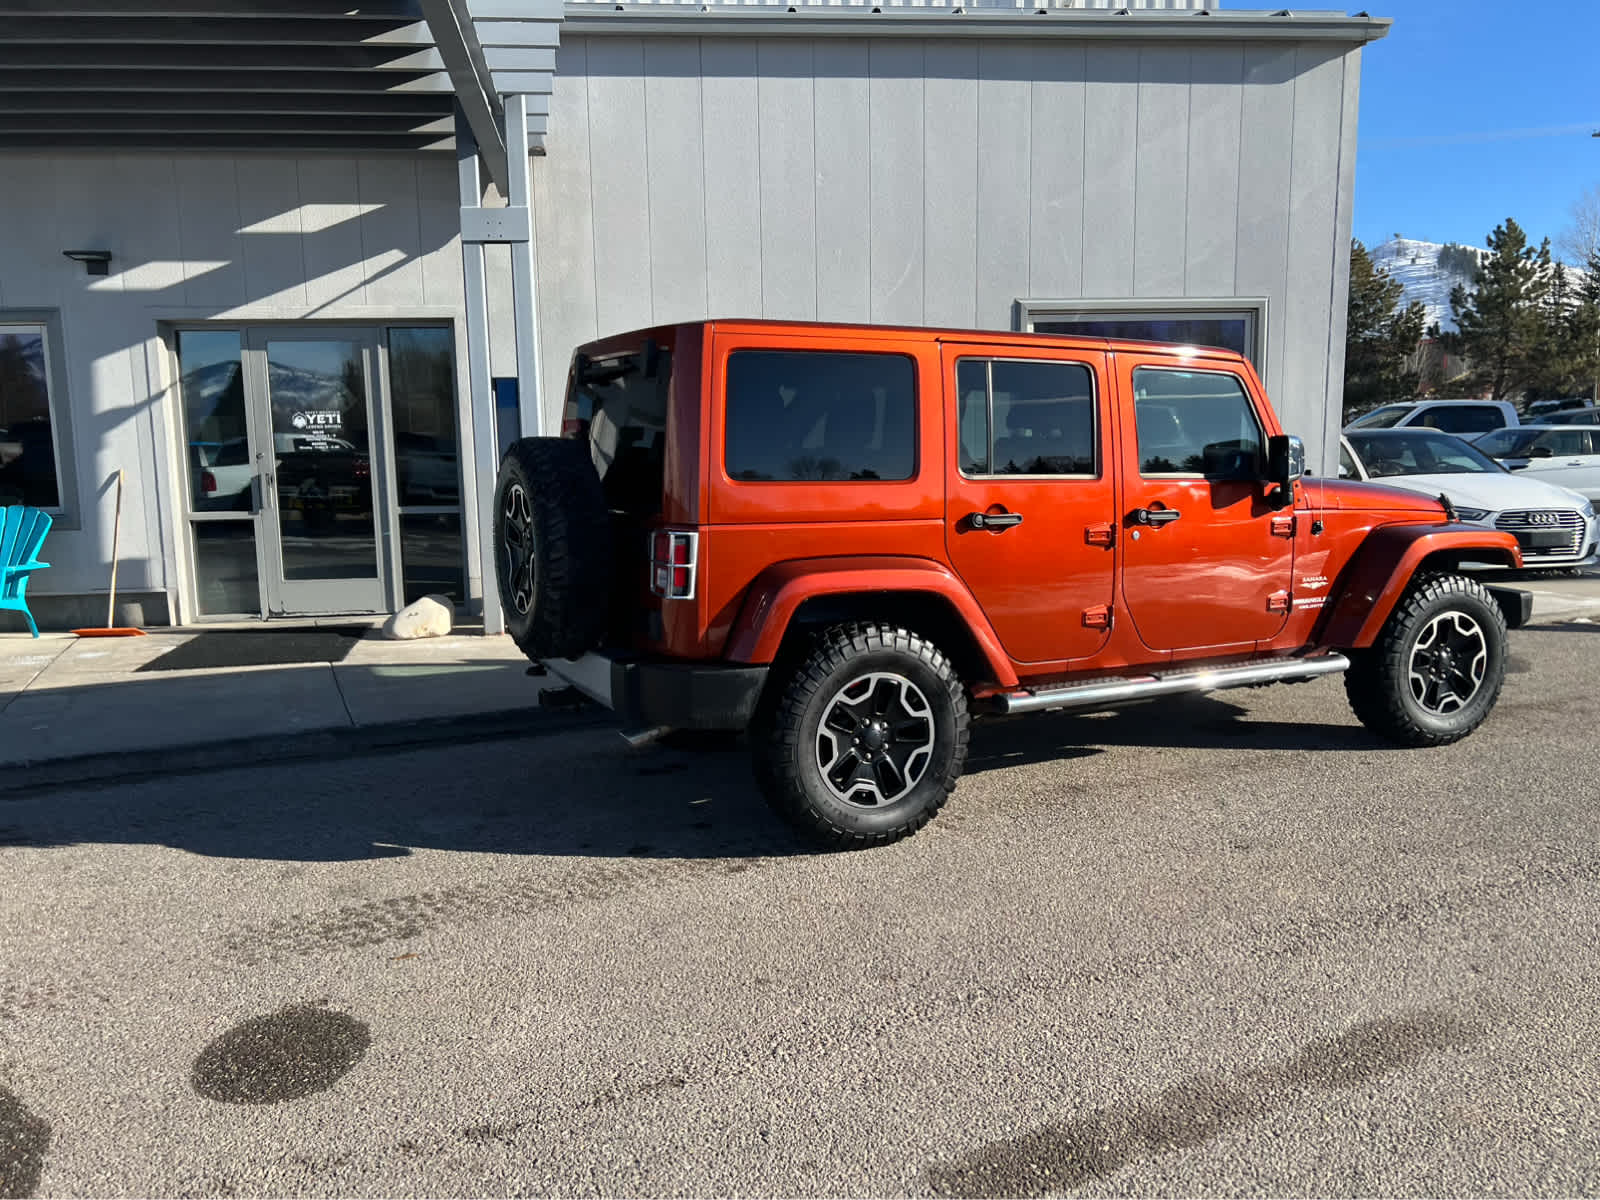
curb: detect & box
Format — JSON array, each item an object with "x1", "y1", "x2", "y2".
[{"x1": 0, "y1": 704, "x2": 610, "y2": 797}]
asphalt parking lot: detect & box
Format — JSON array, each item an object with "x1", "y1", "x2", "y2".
[{"x1": 3, "y1": 619, "x2": 1599, "y2": 1197}]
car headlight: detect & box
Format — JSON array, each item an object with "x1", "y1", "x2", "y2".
[
  {"x1": 1453, "y1": 507, "x2": 1491, "y2": 522},
  {"x1": 1582, "y1": 500, "x2": 1596, "y2": 521}
]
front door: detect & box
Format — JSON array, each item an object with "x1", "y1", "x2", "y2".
[
  {"x1": 249, "y1": 331, "x2": 384, "y2": 614},
  {"x1": 942, "y1": 346, "x2": 1117, "y2": 665},
  {"x1": 1114, "y1": 355, "x2": 1294, "y2": 654},
  {"x1": 1521, "y1": 427, "x2": 1600, "y2": 502}
]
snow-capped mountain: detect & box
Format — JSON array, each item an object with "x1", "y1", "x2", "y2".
[{"x1": 1369, "y1": 237, "x2": 1486, "y2": 334}]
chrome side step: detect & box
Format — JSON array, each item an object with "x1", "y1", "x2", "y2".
[{"x1": 995, "y1": 653, "x2": 1351, "y2": 716}]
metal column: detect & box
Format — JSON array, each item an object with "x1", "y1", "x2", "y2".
[
  {"x1": 456, "y1": 107, "x2": 504, "y2": 635},
  {"x1": 503, "y1": 93, "x2": 545, "y2": 439}
]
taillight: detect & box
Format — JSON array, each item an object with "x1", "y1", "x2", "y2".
[
  {"x1": 201, "y1": 470, "x2": 217, "y2": 494},
  {"x1": 649, "y1": 529, "x2": 698, "y2": 599}
]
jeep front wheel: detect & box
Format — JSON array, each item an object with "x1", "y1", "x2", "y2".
[
  {"x1": 1344, "y1": 572, "x2": 1508, "y2": 747},
  {"x1": 753, "y1": 624, "x2": 969, "y2": 849}
]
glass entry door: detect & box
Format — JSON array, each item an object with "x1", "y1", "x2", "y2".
[{"x1": 248, "y1": 331, "x2": 384, "y2": 615}]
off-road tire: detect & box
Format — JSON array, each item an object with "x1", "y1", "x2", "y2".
[
  {"x1": 753, "y1": 623, "x2": 969, "y2": 849},
  {"x1": 493, "y1": 437, "x2": 612, "y2": 661},
  {"x1": 1344, "y1": 571, "x2": 1507, "y2": 747}
]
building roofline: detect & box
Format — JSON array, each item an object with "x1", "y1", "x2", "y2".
[{"x1": 560, "y1": 5, "x2": 1391, "y2": 45}]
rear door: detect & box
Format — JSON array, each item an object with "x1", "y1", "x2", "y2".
[
  {"x1": 1114, "y1": 354, "x2": 1294, "y2": 653},
  {"x1": 942, "y1": 344, "x2": 1117, "y2": 665},
  {"x1": 1522, "y1": 427, "x2": 1600, "y2": 500}
]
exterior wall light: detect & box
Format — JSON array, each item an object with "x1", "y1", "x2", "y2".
[{"x1": 62, "y1": 249, "x2": 112, "y2": 276}]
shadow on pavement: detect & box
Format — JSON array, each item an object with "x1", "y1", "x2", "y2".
[
  {"x1": 964, "y1": 692, "x2": 1380, "y2": 774},
  {"x1": 0, "y1": 692, "x2": 1378, "y2": 864}
]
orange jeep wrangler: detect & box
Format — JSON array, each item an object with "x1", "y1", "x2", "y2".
[{"x1": 494, "y1": 321, "x2": 1528, "y2": 847}]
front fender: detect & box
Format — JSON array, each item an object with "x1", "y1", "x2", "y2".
[
  {"x1": 1317, "y1": 524, "x2": 1521, "y2": 648},
  {"x1": 723, "y1": 555, "x2": 1019, "y2": 688}
]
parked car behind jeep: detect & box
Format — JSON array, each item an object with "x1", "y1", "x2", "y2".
[{"x1": 497, "y1": 321, "x2": 1527, "y2": 848}]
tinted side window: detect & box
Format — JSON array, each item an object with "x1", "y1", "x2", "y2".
[
  {"x1": 565, "y1": 347, "x2": 672, "y2": 515},
  {"x1": 1423, "y1": 405, "x2": 1503, "y2": 434},
  {"x1": 956, "y1": 358, "x2": 1096, "y2": 477},
  {"x1": 725, "y1": 350, "x2": 916, "y2": 482},
  {"x1": 957, "y1": 360, "x2": 989, "y2": 474},
  {"x1": 1338, "y1": 443, "x2": 1359, "y2": 479},
  {"x1": 1132, "y1": 368, "x2": 1262, "y2": 477}
]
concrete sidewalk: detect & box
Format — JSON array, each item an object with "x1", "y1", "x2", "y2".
[
  {"x1": 0, "y1": 621, "x2": 566, "y2": 775},
  {"x1": 3, "y1": 569, "x2": 1598, "y2": 781}
]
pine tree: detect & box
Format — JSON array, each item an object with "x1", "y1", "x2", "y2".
[
  {"x1": 1444, "y1": 218, "x2": 1551, "y2": 401},
  {"x1": 1343, "y1": 239, "x2": 1425, "y2": 421}
]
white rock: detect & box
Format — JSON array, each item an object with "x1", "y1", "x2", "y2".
[{"x1": 381, "y1": 594, "x2": 454, "y2": 640}]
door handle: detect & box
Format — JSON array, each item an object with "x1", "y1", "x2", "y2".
[
  {"x1": 249, "y1": 475, "x2": 263, "y2": 514},
  {"x1": 967, "y1": 510, "x2": 1023, "y2": 531},
  {"x1": 1130, "y1": 507, "x2": 1181, "y2": 527}
]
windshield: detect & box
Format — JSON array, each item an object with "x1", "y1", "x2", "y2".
[
  {"x1": 1474, "y1": 428, "x2": 1546, "y2": 457},
  {"x1": 1347, "y1": 404, "x2": 1413, "y2": 429},
  {"x1": 1347, "y1": 431, "x2": 1504, "y2": 477}
]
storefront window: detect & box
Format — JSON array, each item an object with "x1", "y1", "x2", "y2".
[
  {"x1": 1024, "y1": 303, "x2": 1264, "y2": 371},
  {"x1": 0, "y1": 324, "x2": 62, "y2": 509}
]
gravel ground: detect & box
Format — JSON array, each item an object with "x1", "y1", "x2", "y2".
[{"x1": 2, "y1": 620, "x2": 1598, "y2": 1198}]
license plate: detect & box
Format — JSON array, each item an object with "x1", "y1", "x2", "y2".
[{"x1": 1517, "y1": 529, "x2": 1571, "y2": 549}]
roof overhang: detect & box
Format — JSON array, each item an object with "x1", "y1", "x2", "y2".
[
  {"x1": 561, "y1": 4, "x2": 1391, "y2": 44},
  {"x1": 0, "y1": 0, "x2": 563, "y2": 190}
]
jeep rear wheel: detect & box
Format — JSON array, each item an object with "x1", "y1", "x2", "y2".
[
  {"x1": 754, "y1": 624, "x2": 969, "y2": 849},
  {"x1": 1344, "y1": 572, "x2": 1508, "y2": 747},
  {"x1": 493, "y1": 437, "x2": 613, "y2": 661}
]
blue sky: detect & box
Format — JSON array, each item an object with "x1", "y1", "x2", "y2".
[{"x1": 1350, "y1": 0, "x2": 1599, "y2": 258}]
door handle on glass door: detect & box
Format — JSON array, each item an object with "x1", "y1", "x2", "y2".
[
  {"x1": 967, "y1": 510, "x2": 1023, "y2": 531},
  {"x1": 1131, "y1": 507, "x2": 1181, "y2": 527}
]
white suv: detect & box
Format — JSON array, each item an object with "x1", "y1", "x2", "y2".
[{"x1": 1345, "y1": 399, "x2": 1518, "y2": 438}]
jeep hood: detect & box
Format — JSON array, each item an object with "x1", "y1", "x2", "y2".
[{"x1": 1303, "y1": 479, "x2": 1447, "y2": 516}]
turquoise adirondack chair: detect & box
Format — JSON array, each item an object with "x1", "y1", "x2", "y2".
[{"x1": 1, "y1": 505, "x2": 52, "y2": 637}]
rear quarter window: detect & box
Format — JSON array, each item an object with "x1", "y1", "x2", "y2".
[{"x1": 724, "y1": 350, "x2": 916, "y2": 482}]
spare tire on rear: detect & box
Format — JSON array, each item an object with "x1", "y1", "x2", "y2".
[{"x1": 493, "y1": 437, "x2": 613, "y2": 660}]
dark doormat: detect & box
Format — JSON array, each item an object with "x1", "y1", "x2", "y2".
[{"x1": 136, "y1": 627, "x2": 370, "y2": 672}]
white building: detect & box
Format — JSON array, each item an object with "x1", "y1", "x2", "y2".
[{"x1": 0, "y1": 0, "x2": 1388, "y2": 631}]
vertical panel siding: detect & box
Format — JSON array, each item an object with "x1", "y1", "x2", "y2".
[
  {"x1": 644, "y1": 39, "x2": 710, "y2": 326},
  {"x1": 1027, "y1": 44, "x2": 1086, "y2": 302},
  {"x1": 357, "y1": 157, "x2": 425, "y2": 308},
  {"x1": 868, "y1": 40, "x2": 925, "y2": 325},
  {"x1": 236, "y1": 158, "x2": 309, "y2": 308},
  {"x1": 918, "y1": 41, "x2": 972, "y2": 327},
  {"x1": 975, "y1": 43, "x2": 1032, "y2": 327},
  {"x1": 1132, "y1": 46, "x2": 1189, "y2": 297},
  {"x1": 296, "y1": 157, "x2": 368, "y2": 310},
  {"x1": 757, "y1": 39, "x2": 818, "y2": 319},
  {"x1": 1183, "y1": 45, "x2": 1243, "y2": 298},
  {"x1": 1322, "y1": 47, "x2": 1363, "y2": 475},
  {"x1": 1234, "y1": 45, "x2": 1297, "y2": 401},
  {"x1": 700, "y1": 39, "x2": 764, "y2": 321},
  {"x1": 586, "y1": 38, "x2": 654, "y2": 336},
  {"x1": 1078, "y1": 45, "x2": 1139, "y2": 298},
  {"x1": 173, "y1": 156, "x2": 246, "y2": 309},
  {"x1": 813, "y1": 41, "x2": 872, "y2": 323},
  {"x1": 1281, "y1": 46, "x2": 1348, "y2": 472},
  {"x1": 532, "y1": 37, "x2": 599, "y2": 411},
  {"x1": 537, "y1": 29, "x2": 1358, "y2": 464}
]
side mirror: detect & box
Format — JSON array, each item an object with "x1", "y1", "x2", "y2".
[
  {"x1": 1530, "y1": 446, "x2": 1553, "y2": 458},
  {"x1": 1266, "y1": 434, "x2": 1304, "y2": 509}
]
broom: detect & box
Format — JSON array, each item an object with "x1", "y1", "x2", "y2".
[{"x1": 72, "y1": 468, "x2": 147, "y2": 637}]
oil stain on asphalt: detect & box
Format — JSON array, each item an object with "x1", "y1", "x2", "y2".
[
  {"x1": 0, "y1": 1086, "x2": 51, "y2": 1199},
  {"x1": 192, "y1": 1005, "x2": 370, "y2": 1105},
  {"x1": 925, "y1": 1009, "x2": 1478, "y2": 1197}
]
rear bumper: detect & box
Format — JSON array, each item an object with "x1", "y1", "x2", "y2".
[{"x1": 542, "y1": 652, "x2": 769, "y2": 733}]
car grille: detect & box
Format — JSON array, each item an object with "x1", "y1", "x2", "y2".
[{"x1": 1495, "y1": 508, "x2": 1586, "y2": 557}]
